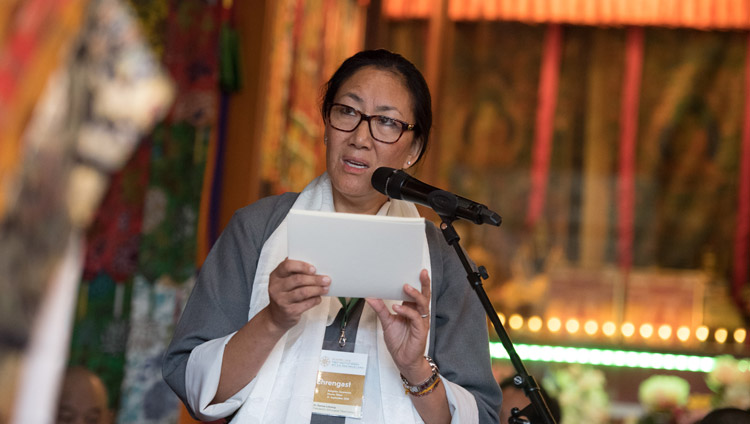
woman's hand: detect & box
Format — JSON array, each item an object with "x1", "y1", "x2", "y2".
[
  {"x1": 266, "y1": 258, "x2": 330, "y2": 331},
  {"x1": 366, "y1": 269, "x2": 432, "y2": 379}
]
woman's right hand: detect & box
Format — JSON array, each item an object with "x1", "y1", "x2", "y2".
[
  {"x1": 212, "y1": 259, "x2": 330, "y2": 404},
  {"x1": 266, "y1": 258, "x2": 331, "y2": 331}
]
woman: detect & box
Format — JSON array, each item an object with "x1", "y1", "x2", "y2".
[{"x1": 163, "y1": 49, "x2": 502, "y2": 423}]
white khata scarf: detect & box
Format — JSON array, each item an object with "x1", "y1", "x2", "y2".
[{"x1": 235, "y1": 173, "x2": 431, "y2": 423}]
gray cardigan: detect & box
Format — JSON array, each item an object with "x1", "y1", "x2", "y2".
[{"x1": 163, "y1": 193, "x2": 502, "y2": 423}]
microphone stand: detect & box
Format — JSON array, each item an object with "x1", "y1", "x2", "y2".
[{"x1": 427, "y1": 191, "x2": 556, "y2": 424}]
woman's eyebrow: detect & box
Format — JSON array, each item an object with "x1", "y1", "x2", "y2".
[
  {"x1": 338, "y1": 93, "x2": 403, "y2": 116},
  {"x1": 374, "y1": 105, "x2": 399, "y2": 113},
  {"x1": 339, "y1": 93, "x2": 363, "y2": 103}
]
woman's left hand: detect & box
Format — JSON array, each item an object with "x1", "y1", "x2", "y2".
[{"x1": 366, "y1": 269, "x2": 431, "y2": 378}]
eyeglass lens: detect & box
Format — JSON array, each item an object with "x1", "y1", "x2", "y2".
[{"x1": 330, "y1": 104, "x2": 405, "y2": 143}]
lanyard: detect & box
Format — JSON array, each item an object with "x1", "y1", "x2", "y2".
[{"x1": 337, "y1": 297, "x2": 361, "y2": 347}]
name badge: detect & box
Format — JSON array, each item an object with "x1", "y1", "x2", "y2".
[{"x1": 312, "y1": 350, "x2": 368, "y2": 418}]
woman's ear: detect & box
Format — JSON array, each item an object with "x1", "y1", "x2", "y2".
[{"x1": 406, "y1": 138, "x2": 423, "y2": 168}]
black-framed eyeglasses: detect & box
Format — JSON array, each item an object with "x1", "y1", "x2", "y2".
[{"x1": 328, "y1": 103, "x2": 415, "y2": 144}]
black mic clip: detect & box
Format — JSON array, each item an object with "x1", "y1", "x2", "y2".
[
  {"x1": 427, "y1": 189, "x2": 496, "y2": 226},
  {"x1": 427, "y1": 190, "x2": 459, "y2": 221}
]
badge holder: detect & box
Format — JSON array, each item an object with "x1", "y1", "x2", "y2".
[{"x1": 313, "y1": 350, "x2": 368, "y2": 419}]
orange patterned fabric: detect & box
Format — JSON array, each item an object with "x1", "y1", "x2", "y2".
[
  {"x1": 258, "y1": 0, "x2": 366, "y2": 195},
  {"x1": 384, "y1": 0, "x2": 750, "y2": 29}
]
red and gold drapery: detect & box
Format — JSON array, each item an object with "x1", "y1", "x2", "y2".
[{"x1": 384, "y1": 0, "x2": 750, "y2": 29}]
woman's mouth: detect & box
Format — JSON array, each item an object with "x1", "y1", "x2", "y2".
[{"x1": 344, "y1": 159, "x2": 368, "y2": 169}]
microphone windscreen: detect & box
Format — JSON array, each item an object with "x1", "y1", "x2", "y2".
[{"x1": 371, "y1": 167, "x2": 398, "y2": 196}]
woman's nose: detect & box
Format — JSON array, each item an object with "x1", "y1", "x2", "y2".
[{"x1": 351, "y1": 119, "x2": 374, "y2": 147}]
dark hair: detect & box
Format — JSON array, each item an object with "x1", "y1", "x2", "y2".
[
  {"x1": 699, "y1": 407, "x2": 750, "y2": 424},
  {"x1": 320, "y1": 49, "x2": 432, "y2": 164}
]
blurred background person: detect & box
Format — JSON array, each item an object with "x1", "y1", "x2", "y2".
[{"x1": 56, "y1": 366, "x2": 113, "y2": 424}]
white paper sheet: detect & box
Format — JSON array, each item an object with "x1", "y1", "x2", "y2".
[{"x1": 287, "y1": 210, "x2": 425, "y2": 301}]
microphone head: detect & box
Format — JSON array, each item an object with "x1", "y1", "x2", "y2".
[{"x1": 371, "y1": 167, "x2": 399, "y2": 196}]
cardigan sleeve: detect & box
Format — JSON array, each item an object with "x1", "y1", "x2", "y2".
[
  {"x1": 426, "y1": 222, "x2": 503, "y2": 424},
  {"x1": 162, "y1": 193, "x2": 298, "y2": 419}
]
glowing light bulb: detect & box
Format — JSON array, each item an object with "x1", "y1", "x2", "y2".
[
  {"x1": 528, "y1": 316, "x2": 543, "y2": 332},
  {"x1": 677, "y1": 326, "x2": 691, "y2": 342},
  {"x1": 497, "y1": 313, "x2": 506, "y2": 325},
  {"x1": 734, "y1": 328, "x2": 746, "y2": 344},
  {"x1": 696, "y1": 326, "x2": 709, "y2": 342},
  {"x1": 602, "y1": 321, "x2": 616, "y2": 337},
  {"x1": 658, "y1": 325, "x2": 672, "y2": 340},
  {"x1": 640, "y1": 324, "x2": 654, "y2": 339},
  {"x1": 622, "y1": 322, "x2": 635, "y2": 338},
  {"x1": 566, "y1": 319, "x2": 580, "y2": 334},
  {"x1": 584, "y1": 320, "x2": 598, "y2": 335},
  {"x1": 715, "y1": 328, "x2": 728, "y2": 344},
  {"x1": 548, "y1": 317, "x2": 562, "y2": 333},
  {"x1": 509, "y1": 314, "x2": 524, "y2": 330}
]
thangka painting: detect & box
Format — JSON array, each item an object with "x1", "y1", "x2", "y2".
[{"x1": 389, "y1": 22, "x2": 750, "y2": 323}]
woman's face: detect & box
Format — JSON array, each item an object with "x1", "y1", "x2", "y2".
[{"x1": 325, "y1": 66, "x2": 422, "y2": 214}]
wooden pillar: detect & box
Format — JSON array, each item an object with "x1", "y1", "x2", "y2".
[
  {"x1": 422, "y1": 0, "x2": 449, "y2": 183},
  {"x1": 580, "y1": 31, "x2": 619, "y2": 267},
  {"x1": 217, "y1": 0, "x2": 275, "y2": 232},
  {"x1": 364, "y1": 0, "x2": 385, "y2": 49}
]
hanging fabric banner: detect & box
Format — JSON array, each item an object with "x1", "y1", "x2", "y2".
[
  {"x1": 617, "y1": 26, "x2": 644, "y2": 271},
  {"x1": 527, "y1": 23, "x2": 562, "y2": 229}
]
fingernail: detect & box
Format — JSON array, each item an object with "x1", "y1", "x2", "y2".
[
  {"x1": 310, "y1": 266, "x2": 316, "y2": 273},
  {"x1": 322, "y1": 276, "x2": 331, "y2": 283}
]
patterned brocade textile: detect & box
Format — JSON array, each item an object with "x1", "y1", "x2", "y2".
[
  {"x1": 83, "y1": 142, "x2": 152, "y2": 282},
  {"x1": 117, "y1": 277, "x2": 194, "y2": 424},
  {"x1": 117, "y1": 1, "x2": 220, "y2": 421},
  {"x1": 136, "y1": 123, "x2": 210, "y2": 283}
]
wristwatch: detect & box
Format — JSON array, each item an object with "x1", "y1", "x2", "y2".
[{"x1": 401, "y1": 356, "x2": 441, "y2": 396}]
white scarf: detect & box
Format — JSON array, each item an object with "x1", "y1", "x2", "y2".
[{"x1": 236, "y1": 173, "x2": 431, "y2": 423}]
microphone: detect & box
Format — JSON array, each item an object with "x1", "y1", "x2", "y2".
[{"x1": 371, "y1": 167, "x2": 502, "y2": 226}]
